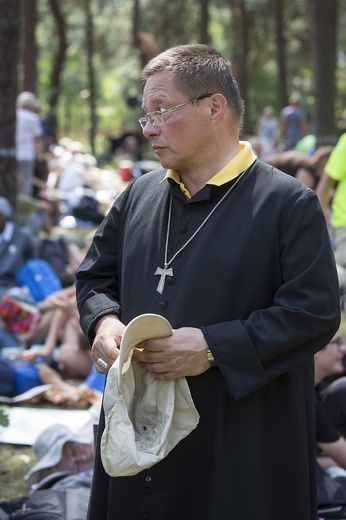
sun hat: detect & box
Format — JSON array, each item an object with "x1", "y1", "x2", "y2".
[
  {"x1": 16, "y1": 91, "x2": 40, "y2": 110},
  {"x1": 100, "y1": 313, "x2": 200, "y2": 477},
  {"x1": 0, "y1": 197, "x2": 13, "y2": 219},
  {"x1": 24, "y1": 423, "x2": 94, "y2": 485}
]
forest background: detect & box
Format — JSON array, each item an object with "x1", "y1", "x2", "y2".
[{"x1": 0, "y1": 0, "x2": 346, "y2": 205}]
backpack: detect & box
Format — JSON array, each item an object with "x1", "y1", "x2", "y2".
[
  {"x1": 0, "y1": 479, "x2": 90, "y2": 520},
  {"x1": 72, "y1": 195, "x2": 104, "y2": 224},
  {"x1": 37, "y1": 237, "x2": 69, "y2": 279},
  {"x1": 15, "y1": 259, "x2": 62, "y2": 302}
]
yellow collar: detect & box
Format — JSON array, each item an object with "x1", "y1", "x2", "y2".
[{"x1": 163, "y1": 141, "x2": 256, "y2": 198}]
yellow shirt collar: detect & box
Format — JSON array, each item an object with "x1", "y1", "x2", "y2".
[{"x1": 163, "y1": 141, "x2": 256, "y2": 198}]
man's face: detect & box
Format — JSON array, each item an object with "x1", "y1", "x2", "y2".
[
  {"x1": 141, "y1": 71, "x2": 212, "y2": 174},
  {"x1": 315, "y1": 334, "x2": 346, "y2": 377},
  {"x1": 58, "y1": 441, "x2": 94, "y2": 473}
]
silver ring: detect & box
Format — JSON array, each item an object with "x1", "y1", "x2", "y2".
[{"x1": 96, "y1": 358, "x2": 108, "y2": 370}]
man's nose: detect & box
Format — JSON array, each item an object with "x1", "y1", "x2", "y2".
[{"x1": 142, "y1": 120, "x2": 160, "y2": 137}]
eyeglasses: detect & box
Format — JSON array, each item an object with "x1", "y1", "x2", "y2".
[
  {"x1": 138, "y1": 93, "x2": 213, "y2": 129},
  {"x1": 329, "y1": 337, "x2": 345, "y2": 350}
]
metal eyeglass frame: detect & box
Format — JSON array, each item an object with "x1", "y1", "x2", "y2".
[{"x1": 138, "y1": 93, "x2": 213, "y2": 129}]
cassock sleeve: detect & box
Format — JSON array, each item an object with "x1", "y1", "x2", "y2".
[
  {"x1": 202, "y1": 187, "x2": 340, "y2": 400},
  {"x1": 76, "y1": 184, "x2": 132, "y2": 344}
]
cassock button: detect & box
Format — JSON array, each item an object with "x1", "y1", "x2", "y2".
[
  {"x1": 141, "y1": 514, "x2": 150, "y2": 520},
  {"x1": 179, "y1": 225, "x2": 187, "y2": 234},
  {"x1": 143, "y1": 487, "x2": 151, "y2": 495},
  {"x1": 159, "y1": 301, "x2": 168, "y2": 309},
  {"x1": 166, "y1": 277, "x2": 174, "y2": 285}
]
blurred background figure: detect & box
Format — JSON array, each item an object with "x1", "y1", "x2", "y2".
[
  {"x1": 256, "y1": 106, "x2": 278, "y2": 159},
  {"x1": 316, "y1": 133, "x2": 346, "y2": 299},
  {"x1": 24, "y1": 423, "x2": 95, "y2": 487},
  {"x1": 0, "y1": 422, "x2": 95, "y2": 520},
  {"x1": 15, "y1": 91, "x2": 44, "y2": 196},
  {"x1": 265, "y1": 146, "x2": 334, "y2": 190},
  {"x1": 0, "y1": 197, "x2": 35, "y2": 298},
  {"x1": 314, "y1": 333, "x2": 346, "y2": 507},
  {"x1": 280, "y1": 92, "x2": 307, "y2": 151}
]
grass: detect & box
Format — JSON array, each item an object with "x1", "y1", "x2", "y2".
[{"x1": 0, "y1": 444, "x2": 33, "y2": 500}]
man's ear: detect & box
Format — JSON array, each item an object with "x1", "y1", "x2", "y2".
[{"x1": 209, "y1": 93, "x2": 228, "y2": 121}]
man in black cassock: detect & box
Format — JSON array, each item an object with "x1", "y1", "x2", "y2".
[{"x1": 76, "y1": 44, "x2": 341, "y2": 520}]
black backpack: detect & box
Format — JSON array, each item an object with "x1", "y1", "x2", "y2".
[{"x1": 37, "y1": 236, "x2": 69, "y2": 277}]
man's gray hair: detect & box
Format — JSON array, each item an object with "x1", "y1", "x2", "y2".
[{"x1": 141, "y1": 44, "x2": 244, "y2": 123}]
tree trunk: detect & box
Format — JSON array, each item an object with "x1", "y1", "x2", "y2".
[
  {"x1": 48, "y1": 0, "x2": 67, "y2": 142},
  {"x1": 273, "y1": 0, "x2": 288, "y2": 109},
  {"x1": 23, "y1": 0, "x2": 37, "y2": 93},
  {"x1": 309, "y1": 0, "x2": 338, "y2": 145},
  {"x1": 0, "y1": 0, "x2": 19, "y2": 207},
  {"x1": 199, "y1": 0, "x2": 209, "y2": 45},
  {"x1": 85, "y1": 0, "x2": 97, "y2": 155},
  {"x1": 230, "y1": 0, "x2": 249, "y2": 135},
  {"x1": 132, "y1": 0, "x2": 157, "y2": 69}
]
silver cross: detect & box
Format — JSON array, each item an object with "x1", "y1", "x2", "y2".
[{"x1": 154, "y1": 267, "x2": 173, "y2": 294}]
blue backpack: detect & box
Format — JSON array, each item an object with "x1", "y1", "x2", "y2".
[{"x1": 16, "y1": 259, "x2": 62, "y2": 302}]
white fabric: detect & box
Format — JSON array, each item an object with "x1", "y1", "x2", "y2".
[
  {"x1": 15, "y1": 108, "x2": 43, "y2": 161},
  {"x1": 101, "y1": 314, "x2": 200, "y2": 477},
  {"x1": 57, "y1": 156, "x2": 86, "y2": 192}
]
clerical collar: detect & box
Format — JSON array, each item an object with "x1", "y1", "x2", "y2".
[
  {"x1": 0, "y1": 220, "x2": 14, "y2": 243},
  {"x1": 162, "y1": 141, "x2": 257, "y2": 199}
]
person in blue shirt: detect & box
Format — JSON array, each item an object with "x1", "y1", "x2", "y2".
[{"x1": 280, "y1": 93, "x2": 307, "y2": 150}]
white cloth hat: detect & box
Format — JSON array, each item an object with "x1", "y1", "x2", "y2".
[
  {"x1": 16, "y1": 91, "x2": 40, "y2": 110},
  {"x1": 100, "y1": 313, "x2": 200, "y2": 477},
  {"x1": 24, "y1": 423, "x2": 94, "y2": 485}
]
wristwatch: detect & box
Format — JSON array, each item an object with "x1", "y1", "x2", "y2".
[{"x1": 206, "y1": 347, "x2": 216, "y2": 368}]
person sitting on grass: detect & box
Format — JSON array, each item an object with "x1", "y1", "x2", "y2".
[
  {"x1": 24, "y1": 423, "x2": 95, "y2": 488},
  {"x1": 314, "y1": 332, "x2": 346, "y2": 505},
  {"x1": 0, "y1": 333, "x2": 105, "y2": 402},
  {"x1": 0, "y1": 422, "x2": 96, "y2": 520}
]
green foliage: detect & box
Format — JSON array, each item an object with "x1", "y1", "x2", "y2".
[
  {"x1": 0, "y1": 406, "x2": 9, "y2": 429},
  {"x1": 141, "y1": 0, "x2": 201, "y2": 50},
  {"x1": 30, "y1": 0, "x2": 346, "y2": 151},
  {"x1": 247, "y1": 60, "x2": 280, "y2": 133}
]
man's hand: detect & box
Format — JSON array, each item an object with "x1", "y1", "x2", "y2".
[
  {"x1": 132, "y1": 327, "x2": 210, "y2": 380},
  {"x1": 92, "y1": 315, "x2": 126, "y2": 373}
]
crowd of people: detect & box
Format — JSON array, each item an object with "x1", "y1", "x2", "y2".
[
  {"x1": 0, "y1": 91, "x2": 129, "y2": 518},
  {"x1": 2, "y1": 48, "x2": 346, "y2": 520},
  {"x1": 0, "y1": 195, "x2": 106, "y2": 404},
  {"x1": 252, "y1": 91, "x2": 308, "y2": 159},
  {"x1": 0, "y1": 93, "x2": 119, "y2": 409},
  {"x1": 13, "y1": 90, "x2": 127, "y2": 237}
]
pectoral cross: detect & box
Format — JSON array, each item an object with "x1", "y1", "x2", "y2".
[{"x1": 155, "y1": 267, "x2": 173, "y2": 295}]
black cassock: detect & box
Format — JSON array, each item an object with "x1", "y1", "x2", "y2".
[{"x1": 77, "y1": 159, "x2": 340, "y2": 520}]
